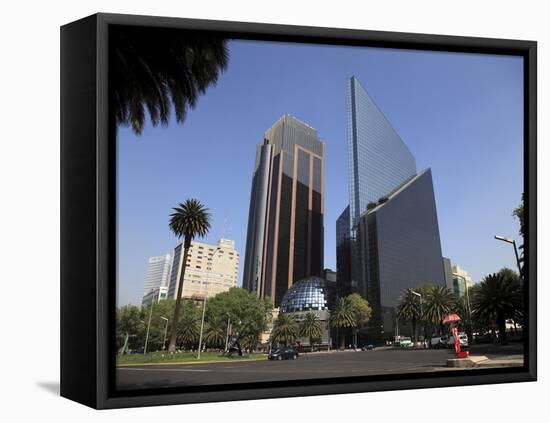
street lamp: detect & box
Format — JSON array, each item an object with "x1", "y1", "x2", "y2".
[
  {"x1": 494, "y1": 235, "x2": 522, "y2": 276},
  {"x1": 197, "y1": 247, "x2": 221, "y2": 359},
  {"x1": 143, "y1": 300, "x2": 154, "y2": 354},
  {"x1": 411, "y1": 290, "x2": 422, "y2": 345},
  {"x1": 160, "y1": 316, "x2": 169, "y2": 351}
]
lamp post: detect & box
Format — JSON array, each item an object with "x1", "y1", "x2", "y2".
[
  {"x1": 411, "y1": 290, "x2": 422, "y2": 345},
  {"x1": 160, "y1": 316, "x2": 169, "y2": 350},
  {"x1": 143, "y1": 300, "x2": 154, "y2": 354},
  {"x1": 197, "y1": 247, "x2": 221, "y2": 359},
  {"x1": 494, "y1": 235, "x2": 522, "y2": 276}
]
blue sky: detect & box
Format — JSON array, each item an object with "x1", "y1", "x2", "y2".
[{"x1": 117, "y1": 39, "x2": 523, "y2": 306}]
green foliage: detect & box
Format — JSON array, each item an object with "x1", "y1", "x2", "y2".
[
  {"x1": 205, "y1": 287, "x2": 272, "y2": 341},
  {"x1": 169, "y1": 199, "x2": 211, "y2": 243},
  {"x1": 397, "y1": 288, "x2": 422, "y2": 342},
  {"x1": 423, "y1": 285, "x2": 456, "y2": 331},
  {"x1": 204, "y1": 320, "x2": 226, "y2": 349},
  {"x1": 112, "y1": 26, "x2": 229, "y2": 135},
  {"x1": 176, "y1": 301, "x2": 201, "y2": 349},
  {"x1": 330, "y1": 297, "x2": 356, "y2": 329},
  {"x1": 512, "y1": 194, "x2": 525, "y2": 239},
  {"x1": 347, "y1": 293, "x2": 373, "y2": 328},
  {"x1": 271, "y1": 313, "x2": 298, "y2": 346},
  {"x1": 299, "y1": 312, "x2": 323, "y2": 351},
  {"x1": 471, "y1": 270, "x2": 523, "y2": 344}
]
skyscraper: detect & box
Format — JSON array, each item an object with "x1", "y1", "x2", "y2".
[
  {"x1": 357, "y1": 169, "x2": 446, "y2": 340},
  {"x1": 243, "y1": 114, "x2": 325, "y2": 306},
  {"x1": 346, "y1": 76, "x2": 417, "y2": 231},
  {"x1": 142, "y1": 254, "x2": 172, "y2": 297},
  {"x1": 338, "y1": 76, "x2": 446, "y2": 342}
]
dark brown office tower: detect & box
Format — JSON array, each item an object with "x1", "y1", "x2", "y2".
[{"x1": 243, "y1": 114, "x2": 325, "y2": 306}]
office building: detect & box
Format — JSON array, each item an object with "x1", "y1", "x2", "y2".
[
  {"x1": 243, "y1": 114, "x2": 325, "y2": 306},
  {"x1": 142, "y1": 254, "x2": 172, "y2": 296},
  {"x1": 357, "y1": 169, "x2": 446, "y2": 341},
  {"x1": 142, "y1": 286, "x2": 168, "y2": 306},
  {"x1": 337, "y1": 76, "x2": 417, "y2": 296},
  {"x1": 346, "y1": 76, "x2": 417, "y2": 232},
  {"x1": 451, "y1": 265, "x2": 473, "y2": 297},
  {"x1": 167, "y1": 239, "x2": 239, "y2": 300},
  {"x1": 443, "y1": 257, "x2": 453, "y2": 291}
]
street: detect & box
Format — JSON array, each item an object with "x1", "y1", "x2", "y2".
[{"x1": 116, "y1": 343, "x2": 524, "y2": 390}]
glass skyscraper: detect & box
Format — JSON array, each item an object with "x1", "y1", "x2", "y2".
[
  {"x1": 338, "y1": 76, "x2": 446, "y2": 342},
  {"x1": 243, "y1": 114, "x2": 325, "y2": 306},
  {"x1": 346, "y1": 76, "x2": 417, "y2": 231}
]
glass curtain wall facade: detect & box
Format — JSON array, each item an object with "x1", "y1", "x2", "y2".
[
  {"x1": 357, "y1": 169, "x2": 446, "y2": 342},
  {"x1": 243, "y1": 114, "x2": 325, "y2": 306},
  {"x1": 346, "y1": 76, "x2": 417, "y2": 231}
]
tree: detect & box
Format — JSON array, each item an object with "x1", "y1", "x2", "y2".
[
  {"x1": 167, "y1": 199, "x2": 211, "y2": 352},
  {"x1": 204, "y1": 320, "x2": 226, "y2": 350},
  {"x1": 397, "y1": 289, "x2": 422, "y2": 343},
  {"x1": 424, "y1": 285, "x2": 456, "y2": 334},
  {"x1": 299, "y1": 312, "x2": 323, "y2": 352},
  {"x1": 116, "y1": 304, "x2": 145, "y2": 352},
  {"x1": 415, "y1": 283, "x2": 435, "y2": 341},
  {"x1": 271, "y1": 313, "x2": 298, "y2": 346},
  {"x1": 471, "y1": 270, "x2": 522, "y2": 345},
  {"x1": 329, "y1": 297, "x2": 356, "y2": 349},
  {"x1": 176, "y1": 301, "x2": 201, "y2": 350},
  {"x1": 111, "y1": 26, "x2": 229, "y2": 135},
  {"x1": 205, "y1": 287, "x2": 272, "y2": 343},
  {"x1": 347, "y1": 293, "x2": 372, "y2": 348},
  {"x1": 513, "y1": 194, "x2": 525, "y2": 278}
]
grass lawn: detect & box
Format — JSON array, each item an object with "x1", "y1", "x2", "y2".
[{"x1": 117, "y1": 351, "x2": 266, "y2": 366}]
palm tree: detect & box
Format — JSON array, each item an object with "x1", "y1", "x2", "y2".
[
  {"x1": 112, "y1": 26, "x2": 229, "y2": 135},
  {"x1": 471, "y1": 271, "x2": 522, "y2": 345},
  {"x1": 424, "y1": 285, "x2": 455, "y2": 334},
  {"x1": 397, "y1": 288, "x2": 422, "y2": 343},
  {"x1": 167, "y1": 199, "x2": 211, "y2": 352},
  {"x1": 271, "y1": 313, "x2": 298, "y2": 346},
  {"x1": 299, "y1": 312, "x2": 323, "y2": 352},
  {"x1": 329, "y1": 297, "x2": 356, "y2": 349},
  {"x1": 177, "y1": 304, "x2": 201, "y2": 350},
  {"x1": 240, "y1": 334, "x2": 259, "y2": 353},
  {"x1": 204, "y1": 321, "x2": 226, "y2": 350}
]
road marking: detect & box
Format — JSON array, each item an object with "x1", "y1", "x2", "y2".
[{"x1": 119, "y1": 367, "x2": 211, "y2": 372}]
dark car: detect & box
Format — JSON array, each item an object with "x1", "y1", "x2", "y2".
[
  {"x1": 268, "y1": 347, "x2": 299, "y2": 361},
  {"x1": 361, "y1": 344, "x2": 375, "y2": 351}
]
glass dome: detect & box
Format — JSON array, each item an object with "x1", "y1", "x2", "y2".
[{"x1": 280, "y1": 276, "x2": 336, "y2": 313}]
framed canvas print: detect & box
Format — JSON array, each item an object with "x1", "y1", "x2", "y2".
[{"x1": 60, "y1": 13, "x2": 537, "y2": 409}]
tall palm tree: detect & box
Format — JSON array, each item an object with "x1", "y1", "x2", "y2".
[
  {"x1": 299, "y1": 312, "x2": 323, "y2": 352},
  {"x1": 397, "y1": 288, "x2": 422, "y2": 343},
  {"x1": 271, "y1": 313, "x2": 298, "y2": 346},
  {"x1": 167, "y1": 199, "x2": 211, "y2": 352},
  {"x1": 112, "y1": 26, "x2": 229, "y2": 135},
  {"x1": 424, "y1": 285, "x2": 455, "y2": 334},
  {"x1": 329, "y1": 297, "x2": 356, "y2": 349},
  {"x1": 471, "y1": 272, "x2": 522, "y2": 345}
]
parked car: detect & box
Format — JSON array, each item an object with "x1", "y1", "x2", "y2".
[
  {"x1": 361, "y1": 344, "x2": 375, "y2": 351},
  {"x1": 268, "y1": 347, "x2": 299, "y2": 360}
]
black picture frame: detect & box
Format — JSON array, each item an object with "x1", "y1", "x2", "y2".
[{"x1": 61, "y1": 12, "x2": 537, "y2": 409}]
